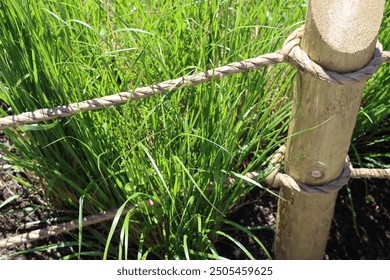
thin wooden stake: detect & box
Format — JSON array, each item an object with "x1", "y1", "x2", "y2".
[{"x1": 274, "y1": 0, "x2": 385, "y2": 259}]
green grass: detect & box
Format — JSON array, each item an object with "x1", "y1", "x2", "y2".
[
  {"x1": 0, "y1": 0, "x2": 389, "y2": 259},
  {"x1": 352, "y1": 2, "x2": 390, "y2": 168}
]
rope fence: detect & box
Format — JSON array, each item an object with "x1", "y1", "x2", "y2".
[
  {"x1": 1, "y1": 145, "x2": 389, "y2": 248},
  {"x1": 0, "y1": 26, "x2": 389, "y2": 130},
  {"x1": 1, "y1": 25, "x2": 390, "y2": 249}
]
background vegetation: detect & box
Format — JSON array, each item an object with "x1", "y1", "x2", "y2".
[{"x1": 0, "y1": 0, "x2": 388, "y2": 259}]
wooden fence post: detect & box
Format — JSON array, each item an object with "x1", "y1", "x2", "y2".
[{"x1": 274, "y1": 0, "x2": 385, "y2": 259}]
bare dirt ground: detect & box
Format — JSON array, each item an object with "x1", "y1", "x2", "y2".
[
  {"x1": 1, "y1": 131, "x2": 389, "y2": 259},
  {"x1": 218, "y1": 179, "x2": 390, "y2": 259},
  {"x1": 0, "y1": 132, "x2": 74, "y2": 259}
]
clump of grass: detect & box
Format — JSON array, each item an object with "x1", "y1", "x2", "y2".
[
  {"x1": 6, "y1": 0, "x2": 388, "y2": 260},
  {"x1": 1, "y1": 0, "x2": 389, "y2": 260},
  {"x1": 343, "y1": 2, "x2": 390, "y2": 228},
  {"x1": 0, "y1": 0, "x2": 305, "y2": 259},
  {"x1": 351, "y1": 1, "x2": 390, "y2": 169}
]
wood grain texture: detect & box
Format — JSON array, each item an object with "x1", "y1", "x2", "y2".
[
  {"x1": 275, "y1": 0, "x2": 385, "y2": 259},
  {"x1": 285, "y1": 0, "x2": 385, "y2": 185}
]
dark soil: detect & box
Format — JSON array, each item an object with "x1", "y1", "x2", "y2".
[
  {"x1": 0, "y1": 176, "x2": 72, "y2": 260},
  {"x1": 217, "y1": 179, "x2": 390, "y2": 260},
  {"x1": 0, "y1": 132, "x2": 74, "y2": 259},
  {"x1": 1, "y1": 131, "x2": 389, "y2": 259}
]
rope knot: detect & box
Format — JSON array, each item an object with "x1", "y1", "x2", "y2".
[
  {"x1": 265, "y1": 145, "x2": 352, "y2": 195},
  {"x1": 281, "y1": 25, "x2": 384, "y2": 84}
]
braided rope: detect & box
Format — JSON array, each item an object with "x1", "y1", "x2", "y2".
[
  {"x1": 264, "y1": 145, "x2": 349, "y2": 194},
  {"x1": 1, "y1": 26, "x2": 390, "y2": 249},
  {"x1": 2, "y1": 146, "x2": 389, "y2": 248},
  {"x1": 281, "y1": 26, "x2": 385, "y2": 84},
  {"x1": 0, "y1": 201, "x2": 159, "y2": 249},
  {"x1": 263, "y1": 145, "x2": 389, "y2": 195},
  {"x1": 0, "y1": 207, "x2": 130, "y2": 249},
  {"x1": 382, "y1": 50, "x2": 390, "y2": 63},
  {"x1": 273, "y1": 163, "x2": 351, "y2": 195},
  {"x1": 0, "y1": 54, "x2": 284, "y2": 130},
  {"x1": 351, "y1": 167, "x2": 390, "y2": 179},
  {"x1": 0, "y1": 26, "x2": 389, "y2": 130}
]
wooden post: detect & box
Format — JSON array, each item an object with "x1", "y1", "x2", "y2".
[{"x1": 274, "y1": 0, "x2": 385, "y2": 259}]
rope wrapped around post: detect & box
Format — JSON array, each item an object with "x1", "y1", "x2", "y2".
[
  {"x1": 1, "y1": 144, "x2": 389, "y2": 248},
  {"x1": 0, "y1": 25, "x2": 389, "y2": 130},
  {"x1": 264, "y1": 145, "x2": 390, "y2": 194},
  {"x1": 264, "y1": 145, "x2": 350, "y2": 195},
  {"x1": 281, "y1": 26, "x2": 385, "y2": 84},
  {"x1": 1, "y1": 25, "x2": 390, "y2": 249}
]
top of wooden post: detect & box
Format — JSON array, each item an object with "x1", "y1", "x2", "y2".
[{"x1": 303, "y1": 0, "x2": 385, "y2": 73}]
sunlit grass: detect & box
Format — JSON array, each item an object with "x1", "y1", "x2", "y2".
[{"x1": 0, "y1": 0, "x2": 389, "y2": 259}]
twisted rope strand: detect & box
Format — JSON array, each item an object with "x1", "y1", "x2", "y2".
[
  {"x1": 0, "y1": 207, "x2": 131, "y2": 249},
  {"x1": 0, "y1": 53, "x2": 284, "y2": 130},
  {"x1": 351, "y1": 168, "x2": 390, "y2": 179},
  {"x1": 1, "y1": 157, "x2": 389, "y2": 248},
  {"x1": 383, "y1": 50, "x2": 390, "y2": 63},
  {"x1": 282, "y1": 26, "x2": 385, "y2": 84},
  {"x1": 1, "y1": 26, "x2": 390, "y2": 249},
  {"x1": 0, "y1": 26, "x2": 389, "y2": 130}
]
